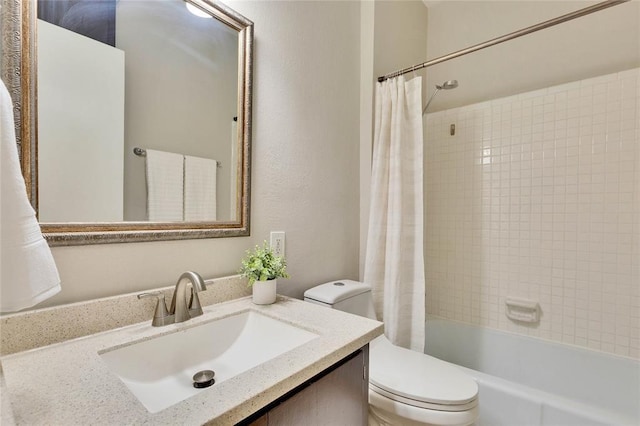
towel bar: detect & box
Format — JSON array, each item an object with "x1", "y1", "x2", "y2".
[{"x1": 133, "y1": 147, "x2": 221, "y2": 168}]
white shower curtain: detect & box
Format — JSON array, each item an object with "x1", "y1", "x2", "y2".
[{"x1": 364, "y1": 76, "x2": 425, "y2": 352}]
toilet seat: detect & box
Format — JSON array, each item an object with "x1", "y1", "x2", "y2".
[{"x1": 369, "y1": 336, "x2": 478, "y2": 412}]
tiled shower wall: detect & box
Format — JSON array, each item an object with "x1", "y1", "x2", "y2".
[{"x1": 424, "y1": 68, "x2": 639, "y2": 359}]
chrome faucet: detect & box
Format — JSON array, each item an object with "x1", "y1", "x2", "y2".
[{"x1": 137, "y1": 271, "x2": 206, "y2": 326}]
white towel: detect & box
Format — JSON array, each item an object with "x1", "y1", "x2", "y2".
[
  {"x1": 145, "y1": 149, "x2": 184, "y2": 221},
  {"x1": 0, "y1": 80, "x2": 61, "y2": 312},
  {"x1": 184, "y1": 155, "x2": 217, "y2": 221}
]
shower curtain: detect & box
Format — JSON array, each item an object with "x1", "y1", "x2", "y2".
[{"x1": 364, "y1": 76, "x2": 425, "y2": 352}]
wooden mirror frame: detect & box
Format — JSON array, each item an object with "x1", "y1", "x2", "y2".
[{"x1": 1, "y1": 0, "x2": 252, "y2": 245}]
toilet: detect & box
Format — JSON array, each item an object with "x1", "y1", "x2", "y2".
[{"x1": 304, "y1": 280, "x2": 479, "y2": 426}]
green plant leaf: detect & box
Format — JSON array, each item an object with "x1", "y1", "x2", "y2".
[{"x1": 238, "y1": 241, "x2": 290, "y2": 286}]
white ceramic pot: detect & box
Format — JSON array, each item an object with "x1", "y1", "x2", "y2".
[{"x1": 252, "y1": 279, "x2": 277, "y2": 305}]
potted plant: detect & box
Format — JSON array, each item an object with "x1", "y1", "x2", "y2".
[{"x1": 239, "y1": 241, "x2": 289, "y2": 304}]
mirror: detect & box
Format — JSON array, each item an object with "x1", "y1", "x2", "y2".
[{"x1": 1, "y1": 0, "x2": 253, "y2": 245}]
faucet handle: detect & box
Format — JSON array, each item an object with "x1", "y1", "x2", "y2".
[{"x1": 137, "y1": 291, "x2": 173, "y2": 327}]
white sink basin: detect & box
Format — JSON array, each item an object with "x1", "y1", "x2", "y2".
[{"x1": 99, "y1": 310, "x2": 318, "y2": 413}]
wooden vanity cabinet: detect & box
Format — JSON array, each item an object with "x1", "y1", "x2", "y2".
[{"x1": 241, "y1": 346, "x2": 369, "y2": 426}]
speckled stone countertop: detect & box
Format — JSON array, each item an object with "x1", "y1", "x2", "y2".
[
  {"x1": 1, "y1": 295, "x2": 383, "y2": 425},
  {"x1": 0, "y1": 275, "x2": 251, "y2": 357}
]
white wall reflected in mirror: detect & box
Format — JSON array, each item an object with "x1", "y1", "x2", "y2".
[{"x1": 36, "y1": 0, "x2": 240, "y2": 223}]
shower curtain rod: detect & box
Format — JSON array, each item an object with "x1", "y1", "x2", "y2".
[{"x1": 377, "y1": 0, "x2": 630, "y2": 83}]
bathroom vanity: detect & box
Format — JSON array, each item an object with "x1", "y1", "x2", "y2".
[
  {"x1": 0, "y1": 291, "x2": 382, "y2": 425},
  {"x1": 243, "y1": 347, "x2": 369, "y2": 425}
]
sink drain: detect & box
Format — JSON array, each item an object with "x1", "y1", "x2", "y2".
[{"x1": 193, "y1": 370, "x2": 215, "y2": 389}]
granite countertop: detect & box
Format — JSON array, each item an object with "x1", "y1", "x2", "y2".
[{"x1": 0, "y1": 295, "x2": 383, "y2": 425}]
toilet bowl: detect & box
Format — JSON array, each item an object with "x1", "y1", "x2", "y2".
[{"x1": 304, "y1": 280, "x2": 478, "y2": 426}]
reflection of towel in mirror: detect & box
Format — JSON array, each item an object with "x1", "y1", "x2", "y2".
[
  {"x1": 145, "y1": 149, "x2": 184, "y2": 221},
  {"x1": 184, "y1": 156, "x2": 217, "y2": 221},
  {"x1": 0, "y1": 80, "x2": 61, "y2": 312}
]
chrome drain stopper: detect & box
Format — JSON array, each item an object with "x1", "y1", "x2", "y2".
[{"x1": 193, "y1": 370, "x2": 215, "y2": 389}]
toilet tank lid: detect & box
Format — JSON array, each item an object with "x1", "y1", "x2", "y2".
[{"x1": 303, "y1": 280, "x2": 371, "y2": 305}]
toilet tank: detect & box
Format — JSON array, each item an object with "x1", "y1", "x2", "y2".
[{"x1": 304, "y1": 280, "x2": 377, "y2": 320}]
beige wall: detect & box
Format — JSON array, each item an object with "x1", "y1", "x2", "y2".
[
  {"x1": 373, "y1": 1, "x2": 429, "y2": 91},
  {"x1": 38, "y1": 20, "x2": 125, "y2": 222},
  {"x1": 35, "y1": 1, "x2": 361, "y2": 309},
  {"x1": 425, "y1": 1, "x2": 640, "y2": 112}
]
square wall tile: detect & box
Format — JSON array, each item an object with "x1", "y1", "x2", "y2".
[{"x1": 425, "y1": 68, "x2": 640, "y2": 360}]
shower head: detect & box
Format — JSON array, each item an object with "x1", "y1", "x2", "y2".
[
  {"x1": 423, "y1": 79, "x2": 459, "y2": 114},
  {"x1": 436, "y1": 80, "x2": 459, "y2": 90}
]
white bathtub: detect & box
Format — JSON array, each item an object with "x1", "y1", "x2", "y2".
[{"x1": 425, "y1": 317, "x2": 640, "y2": 426}]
